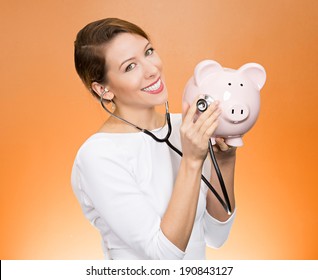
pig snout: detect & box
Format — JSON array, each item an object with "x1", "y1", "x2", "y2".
[{"x1": 224, "y1": 104, "x2": 249, "y2": 123}]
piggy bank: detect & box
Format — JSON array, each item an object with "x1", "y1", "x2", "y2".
[{"x1": 183, "y1": 60, "x2": 266, "y2": 147}]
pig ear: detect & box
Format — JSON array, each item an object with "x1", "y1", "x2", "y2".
[
  {"x1": 194, "y1": 60, "x2": 223, "y2": 86},
  {"x1": 239, "y1": 63, "x2": 266, "y2": 90}
]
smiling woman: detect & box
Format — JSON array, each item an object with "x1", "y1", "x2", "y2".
[
  {"x1": 71, "y1": 17, "x2": 237, "y2": 260},
  {"x1": 74, "y1": 18, "x2": 149, "y2": 98},
  {"x1": 92, "y1": 32, "x2": 168, "y2": 117}
]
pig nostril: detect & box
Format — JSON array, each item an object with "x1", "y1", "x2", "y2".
[
  {"x1": 227, "y1": 105, "x2": 249, "y2": 122},
  {"x1": 228, "y1": 83, "x2": 231, "y2": 86},
  {"x1": 240, "y1": 83, "x2": 243, "y2": 87}
]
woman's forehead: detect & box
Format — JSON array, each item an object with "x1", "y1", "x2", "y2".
[{"x1": 104, "y1": 33, "x2": 149, "y2": 67}]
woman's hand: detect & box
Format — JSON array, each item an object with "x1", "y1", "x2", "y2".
[
  {"x1": 213, "y1": 138, "x2": 237, "y2": 161},
  {"x1": 213, "y1": 137, "x2": 236, "y2": 152},
  {"x1": 181, "y1": 97, "x2": 221, "y2": 164},
  {"x1": 162, "y1": 97, "x2": 221, "y2": 250}
]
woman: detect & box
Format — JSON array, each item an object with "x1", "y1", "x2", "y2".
[{"x1": 72, "y1": 18, "x2": 236, "y2": 260}]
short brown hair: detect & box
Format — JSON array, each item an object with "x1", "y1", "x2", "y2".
[{"x1": 74, "y1": 18, "x2": 149, "y2": 99}]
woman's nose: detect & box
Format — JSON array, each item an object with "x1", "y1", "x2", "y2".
[{"x1": 144, "y1": 60, "x2": 158, "y2": 78}]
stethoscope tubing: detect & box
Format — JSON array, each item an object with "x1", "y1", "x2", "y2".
[{"x1": 100, "y1": 97, "x2": 232, "y2": 215}]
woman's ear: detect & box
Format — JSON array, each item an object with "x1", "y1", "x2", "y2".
[{"x1": 91, "y1": 82, "x2": 114, "y2": 100}]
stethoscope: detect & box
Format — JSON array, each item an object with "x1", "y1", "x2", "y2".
[{"x1": 100, "y1": 91, "x2": 232, "y2": 215}]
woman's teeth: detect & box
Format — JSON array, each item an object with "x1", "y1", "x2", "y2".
[{"x1": 142, "y1": 79, "x2": 161, "y2": 92}]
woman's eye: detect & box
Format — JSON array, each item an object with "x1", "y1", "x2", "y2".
[
  {"x1": 145, "y1": 47, "x2": 154, "y2": 56},
  {"x1": 125, "y1": 63, "x2": 136, "y2": 72}
]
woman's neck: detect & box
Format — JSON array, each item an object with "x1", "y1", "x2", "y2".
[{"x1": 98, "y1": 106, "x2": 166, "y2": 133}]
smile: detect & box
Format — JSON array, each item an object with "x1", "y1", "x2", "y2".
[{"x1": 141, "y1": 78, "x2": 164, "y2": 94}]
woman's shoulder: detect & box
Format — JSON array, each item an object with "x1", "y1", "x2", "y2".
[{"x1": 75, "y1": 132, "x2": 139, "y2": 165}]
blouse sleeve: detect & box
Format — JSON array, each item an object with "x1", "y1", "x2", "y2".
[
  {"x1": 72, "y1": 138, "x2": 185, "y2": 260},
  {"x1": 203, "y1": 209, "x2": 236, "y2": 248},
  {"x1": 201, "y1": 152, "x2": 236, "y2": 249}
]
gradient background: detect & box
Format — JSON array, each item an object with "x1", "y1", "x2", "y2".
[{"x1": 1, "y1": 0, "x2": 317, "y2": 260}]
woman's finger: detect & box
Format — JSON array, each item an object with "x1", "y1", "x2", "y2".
[
  {"x1": 182, "y1": 95, "x2": 204, "y2": 124},
  {"x1": 215, "y1": 137, "x2": 231, "y2": 152},
  {"x1": 193, "y1": 100, "x2": 220, "y2": 133},
  {"x1": 182, "y1": 102, "x2": 190, "y2": 121},
  {"x1": 203, "y1": 119, "x2": 219, "y2": 142},
  {"x1": 198, "y1": 105, "x2": 221, "y2": 136}
]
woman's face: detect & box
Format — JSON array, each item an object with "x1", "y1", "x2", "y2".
[{"x1": 104, "y1": 33, "x2": 168, "y2": 111}]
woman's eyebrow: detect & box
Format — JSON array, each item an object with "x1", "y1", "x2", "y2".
[{"x1": 119, "y1": 42, "x2": 151, "y2": 70}]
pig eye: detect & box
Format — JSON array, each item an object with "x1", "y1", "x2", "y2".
[
  {"x1": 240, "y1": 83, "x2": 244, "y2": 86},
  {"x1": 228, "y1": 83, "x2": 231, "y2": 86}
]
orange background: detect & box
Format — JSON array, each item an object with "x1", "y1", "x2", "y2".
[{"x1": 1, "y1": 0, "x2": 317, "y2": 259}]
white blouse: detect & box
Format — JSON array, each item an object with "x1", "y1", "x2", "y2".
[{"x1": 71, "y1": 113, "x2": 236, "y2": 259}]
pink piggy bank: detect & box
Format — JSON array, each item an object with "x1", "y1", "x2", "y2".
[{"x1": 183, "y1": 60, "x2": 266, "y2": 147}]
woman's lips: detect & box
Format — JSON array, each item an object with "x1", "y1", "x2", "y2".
[{"x1": 141, "y1": 78, "x2": 164, "y2": 94}]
